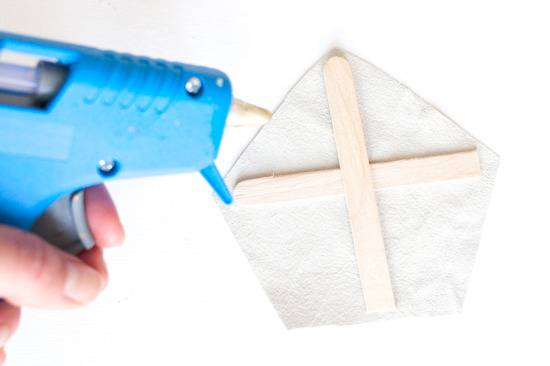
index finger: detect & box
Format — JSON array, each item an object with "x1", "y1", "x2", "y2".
[{"x1": 84, "y1": 185, "x2": 125, "y2": 249}]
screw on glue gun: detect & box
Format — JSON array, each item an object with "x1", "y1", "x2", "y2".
[{"x1": 0, "y1": 31, "x2": 270, "y2": 254}]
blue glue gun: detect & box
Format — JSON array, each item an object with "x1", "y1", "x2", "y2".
[{"x1": 0, "y1": 31, "x2": 266, "y2": 254}]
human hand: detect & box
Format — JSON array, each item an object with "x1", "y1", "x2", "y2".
[{"x1": 0, "y1": 185, "x2": 124, "y2": 364}]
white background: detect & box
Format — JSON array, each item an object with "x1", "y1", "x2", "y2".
[{"x1": 1, "y1": 0, "x2": 549, "y2": 365}]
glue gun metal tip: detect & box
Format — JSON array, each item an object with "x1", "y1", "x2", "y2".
[{"x1": 226, "y1": 98, "x2": 272, "y2": 128}]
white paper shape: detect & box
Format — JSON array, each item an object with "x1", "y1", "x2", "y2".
[{"x1": 220, "y1": 51, "x2": 499, "y2": 328}]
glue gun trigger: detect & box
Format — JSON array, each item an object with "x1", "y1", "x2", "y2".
[{"x1": 31, "y1": 190, "x2": 95, "y2": 255}]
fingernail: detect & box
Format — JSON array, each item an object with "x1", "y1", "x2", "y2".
[
  {"x1": 99, "y1": 272, "x2": 108, "y2": 291},
  {"x1": 0, "y1": 325, "x2": 10, "y2": 347},
  {"x1": 63, "y1": 261, "x2": 103, "y2": 304}
]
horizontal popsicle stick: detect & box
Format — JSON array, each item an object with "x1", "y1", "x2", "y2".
[{"x1": 233, "y1": 149, "x2": 480, "y2": 205}]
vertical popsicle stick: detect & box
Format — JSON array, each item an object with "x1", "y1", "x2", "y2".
[{"x1": 323, "y1": 56, "x2": 396, "y2": 313}]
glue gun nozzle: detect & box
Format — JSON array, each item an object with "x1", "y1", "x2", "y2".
[{"x1": 200, "y1": 164, "x2": 233, "y2": 204}]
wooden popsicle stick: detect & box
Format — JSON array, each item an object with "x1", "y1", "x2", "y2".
[
  {"x1": 323, "y1": 56, "x2": 395, "y2": 313},
  {"x1": 233, "y1": 149, "x2": 480, "y2": 205}
]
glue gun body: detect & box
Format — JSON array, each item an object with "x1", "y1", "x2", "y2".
[{"x1": 0, "y1": 31, "x2": 233, "y2": 253}]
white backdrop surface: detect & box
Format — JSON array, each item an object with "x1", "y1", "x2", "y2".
[{"x1": 0, "y1": 1, "x2": 549, "y2": 365}]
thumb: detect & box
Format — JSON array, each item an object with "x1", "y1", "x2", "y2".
[{"x1": 0, "y1": 225, "x2": 106, "y2": 308}]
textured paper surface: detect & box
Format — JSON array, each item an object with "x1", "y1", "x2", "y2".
[{"x1": 220, "y1": 51, "x2": 499, "y2": 328}]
